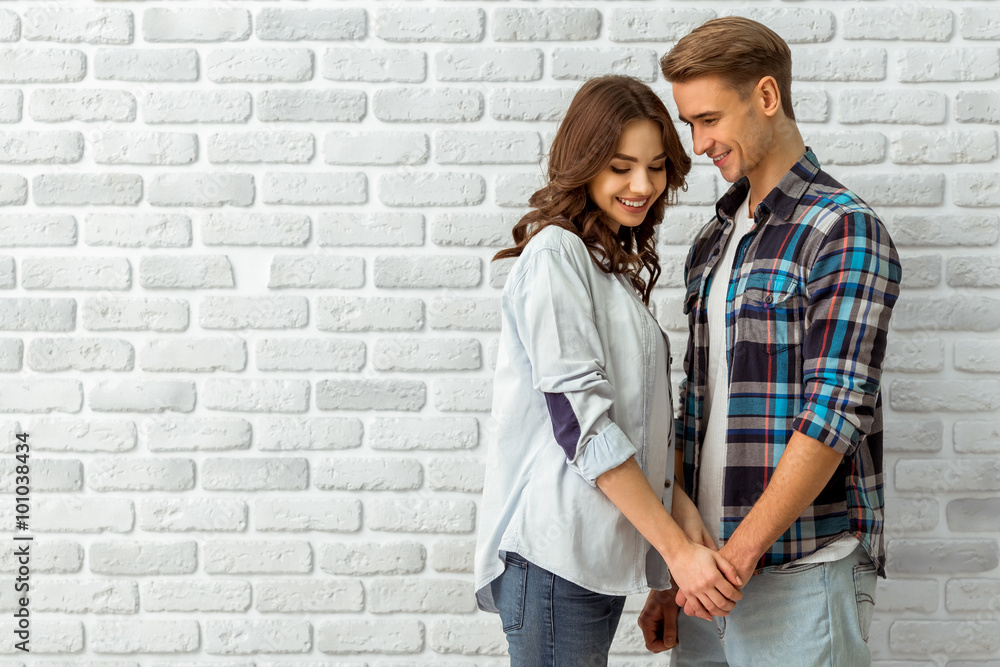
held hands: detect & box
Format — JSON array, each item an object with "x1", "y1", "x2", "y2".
[
  {"x1": 663, "y1": 541, "x2": 743, "y2": 620},
  {"x1": 675, "y1": 542, "x2": 756, "y2": 619}
]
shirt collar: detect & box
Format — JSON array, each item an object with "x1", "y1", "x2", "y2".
[{"x1": 714, "y1": 148, "x2": 821, "y2": 224}]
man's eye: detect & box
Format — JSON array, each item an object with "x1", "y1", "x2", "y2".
[{"x1": 610, "y1": 167, "x2": 629, "y2": 174}]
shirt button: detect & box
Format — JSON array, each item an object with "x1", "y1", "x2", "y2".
[
  {"x1": 664, "y1": 479, "x2": 671, "y2": 488},
  {"x1": 765, "y1": 295, "x2": 773, "y2": 304}
]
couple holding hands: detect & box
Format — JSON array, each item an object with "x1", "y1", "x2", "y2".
[{"x1": 474, "y1": 17, "x2": 902, "y2": 667}]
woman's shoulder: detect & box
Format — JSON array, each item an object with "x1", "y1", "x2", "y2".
[{"x1": 522, "y1": 224, "x2": 590, "y2": 261}]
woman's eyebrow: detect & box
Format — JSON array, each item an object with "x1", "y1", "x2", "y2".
[{"x1": 612, "y1": 152, "x2": 668, "y2": 162}]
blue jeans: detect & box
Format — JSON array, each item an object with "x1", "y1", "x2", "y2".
[
  {"x1": 672, "y1": 547, "x2": 878, "y2": 666},
  {"x1": 491, "y1": 552, "x2": 626, "y2": 667}
]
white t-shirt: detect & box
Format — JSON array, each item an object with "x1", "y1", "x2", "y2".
[{"x1": 697, "y1": 194, "x2": 857, "y2": 566}]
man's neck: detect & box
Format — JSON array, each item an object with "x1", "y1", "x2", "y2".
[{"x1": 746, "y1": 125, "x2": 806, "y2": 212}]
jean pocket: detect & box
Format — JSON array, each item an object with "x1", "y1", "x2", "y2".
[
  {"x1": 853, "y1": 562, "x2": 877, "y2": 643},
  {"x1": 771, "y1": 561, "x2": 824, "y2": 576},
  {"x1": 494, "y1": 552, "x2": 528, "y2": 632}
]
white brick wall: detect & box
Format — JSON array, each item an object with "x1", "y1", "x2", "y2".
[{"x1": 0, "y1": 0, "x2": 996, "y2": 663}]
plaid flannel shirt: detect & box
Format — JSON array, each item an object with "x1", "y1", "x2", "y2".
[{"x1": 677, "y1": 149, "x2": 901, "y2": 576}]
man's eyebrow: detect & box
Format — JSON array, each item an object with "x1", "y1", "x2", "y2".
[
  {"x1": 612, "y1": 152, "x2": 668, "y2": 162},
  {"x1": 678, "y1": 111, "x2": 719, "y2": 124}
]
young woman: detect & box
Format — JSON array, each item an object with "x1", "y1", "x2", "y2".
[{"x1": 474, "y1": 75, "x2": 743, "y2": 665}]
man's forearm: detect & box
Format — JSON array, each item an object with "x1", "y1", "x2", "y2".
[{"x1": 722, "y1": 429, "x2": 845, "y2": 576}]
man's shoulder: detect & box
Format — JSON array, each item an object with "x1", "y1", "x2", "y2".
[{"x1": 801, "y1": 169, "x2": 882, "y2": 227}]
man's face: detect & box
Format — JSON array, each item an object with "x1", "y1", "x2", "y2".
[{"x1": 671, "y1": 75, "x2": 770, "y2": 184}]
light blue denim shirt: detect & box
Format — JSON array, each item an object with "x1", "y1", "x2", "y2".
[{"x1": 475, "y1": 225, "x2": 674, "y2": 613}]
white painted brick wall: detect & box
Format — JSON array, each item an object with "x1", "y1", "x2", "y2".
[{"x1": 0, "y1": 0, "x2": 995, "y2": 663}]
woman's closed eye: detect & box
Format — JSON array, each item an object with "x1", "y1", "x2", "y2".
[{"x1": 610, "y1": 163, "x2": 666, "y2": 175}]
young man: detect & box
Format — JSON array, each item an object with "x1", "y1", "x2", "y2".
[{"x1": 638, "y1": 17, "x2": 901, "y2": 665}]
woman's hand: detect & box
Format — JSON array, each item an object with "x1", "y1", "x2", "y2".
[
  {"x1": 671, "y1": 482, "x2": 717, "y2": 550},
  {"x1": 660, "y1": 541, "x2": 742, "y2": 621}
]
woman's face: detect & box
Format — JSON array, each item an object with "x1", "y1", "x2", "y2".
[{"x1": 586, "y1": 119, "x2": 668, "y2": 234}]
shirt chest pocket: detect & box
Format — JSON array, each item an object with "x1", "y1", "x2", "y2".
[{"x1": 738, "y1": 272, "x2": 804, "y2": 354}]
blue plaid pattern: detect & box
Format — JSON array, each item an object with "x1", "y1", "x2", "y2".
[{"x1": 677, "y1": 150, "x2": 901, "y2": 576}]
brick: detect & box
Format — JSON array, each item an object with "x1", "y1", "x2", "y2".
[
  {"x1": 317, "y1": 620, "x2": 424, "y2": 655},
  {"x1": 0, "y1": 379, "x2": 81, "y2": 413},
  {"x1": 0, "y1": 130, "x2": 83, "y2": 163},
  {"x1": 203, "y1": 379, "x2": 309, "y2": 413},
  {"x1": 318, "y1": 212, "x2": 423, "y2": 246},
  {"x1": 883, "y1": 336, "x2": 944, "y2": 373},
  {"x1": 256, "y1": 579, "x2": 363, "y2": 613},
  {"x1": 889, "y1": 621, "x2": 999, "y2": 656},
  {"x1": 140, "y1": 255, "x2": 234, "y2": 289},
  {"x1": 954, "y1": 421, "x2": 1000, "y2": 454},
  {"x1": 89, "y1": 380, "x2": 195, "y2": 413},
  {"x1": 34, "y1": 173, "x2": 141, "y2": 206},
  {"x1": 0, "y1": 298, "x2": 75, "y2": 332},
  {"x1": 436, "y1": 130, "x2": 540, "y2": 164},
  {"x1": 432, "y1": 213, "x2": 516, "y2": 248},
  {"x1": 203, "y1": 457, "x2": 307, "y2": 491},
  {"x1": 893, "y1": 295, "x2": 1000, "y2": 331},
  {"x1": 258, "y1": 89, "x2": 365, "y2": 122},
  {"x1": 27, "y1": 578, "x2": 136, "y2": 614},
  {"x1": 490, "y1": 87, "x2": 575, "y2": 122},
  {"x1": 28, "y1": 337, "x2": 133, "y2": 372},
  {"x1": 36, "y1": 498, "x2": 131, "y2": 533},
  {"x1": 90, "y1": 540, "x2": 193, "y2": 574},
  {"x1": 0, "y1": 10, "x2": 17, "y2": 42},
  {"x1": 899, "y1": 254, "x2": 942, "y2": 289},
  {"x1": 139, "y1": 338, "x2": 247, "y2": 372},
  {"x1": 315, "y1": 457, "x2": 422, "y2": 491},
  {"x1": 208, "y1": 131, "x2": 313, "y2": 164},
  {"x1": 791, "y1": 87, "x2": 828, "y2": 123},
  {"x1": 263, "y1": 172, "x2": 365, "y2": 205},
  {"x1": 87, "y1": 458, "x2": 194, "y2": 491},
  {"x1": 897, "y1": 48, "x2": 1000, "y2": 83},
  {"x1": 143, "y1": 8, "x2": 250, "y2": 42},
  {"x1": 137, "y1": 498, "x2": 247, "y2": 532},
  {"x1": 887, "y1": 539, "x2": 999, "y2": 575},
  {"x1": 323, "y1": 48, "x2": 426, "y2": 83},
  {"x1": 377, "y1": 8, "x2": 483, "y2": 43},
  {"x1": 256, "y1": 416, "x2": 363, "y2": 451},
  {"x1": 433, "y1": 378, "x2": 493, "y2": 412},
  {"x1": 875, "y1": 579, "x2": 938, "y2": 613},
  {"x1": 257, "y1": 8, "x2": 365, "y2": 41},
  {"x1": 207, "y1": 49, "x2": 312, "y2": 83},
  {"x1": 0, "y1": 49, "x2": 85, "y2": 83},
  {"x1": 849, "y1": 174, "x2": 944, "y2": 207},
  {"x1": 30, "y1": 89, "x2": 135, "y2": 122},
  {"x1": 205, "y1": 620, "x2": 310, "y2": 654},
  {"x1": 254, "y1": 498, "x2": 360, "y2": 533},
  {"x1": 379, "y1": 172, "x2": 484, "y2": 207},
  {"x1": 26, "y1": 419, "x2": 136, "y2": 453},
  {"x1": 955, "y1": 173, "x2": 1000, "y2": 207},
  {"x1": 83, "y1": 297, "x2": 188, "y2": 332},
  {"x1": 324, "y1": 131, "x2": 427, "y2": 166},
  {"x1": 0, "y1": 538, "x2": 80, "y2": 573},
  {"x1": 91, "y1": 619, "x2": 199, "y2": 653},
  {"x1": 427, "y1": 457, "x2": 485, "y2": 492},
  {"x1": 494, "y1": 173, "x2": 545, "y2": 208},
  {"x1": 374, "y1": 255, "x2": 480, "y2": 288},
  {"x1": 891, "y1": 380, "x2": 1000, "y2": 412},
  {"x1": 204, "y1": 541, "x2": 311, "y2": 574},
  {"x1": 368, "y1": 498, "x2": 475, "y2": 534},
  {"x1": 0, "y1": 215, "x2": 75, "y2": 245},
  {"x1": 23, "y1": 8, "x2": 132, "y2": 44},
  {"x1": 0, "y1": 338, "x2": 20, "y2": 370},
  {"x1": 437, "y1": 47, "x2": 541, "y2": 82},
  {"x1": 317, "y1": 296, "x2": 422, "y2": 332},
  {"x1": 21, "y1": 257, "x2": 132, "y2": 290},
  {"x1": 946, "y1": 579, "x2": 1000, "y2": 612},
  {"x1": 947, "y1": 498, "x2": 1000, "y2": 533},
  {"x1": 141, "y1": 580, "x2": 250, "y2": 612},
  {"x1": 429, "y1": 297, "x2": 501, "y2": 331},
  {"x1": 890, "y1": 130, "x2": 997, "y2": 165},
  {"x1": 369, "y1": 578, "x2": 474, "y2": 614},
  {"x1": 884, "y1": 497, "x2": 939, "y2": 533},
  {"x1": 552, "y1": 48, "x2": 659, "y2": 82},
  {"x1": 94, "y1": 131, "x2": 197, "y2": 166},
  {"x1": 149, "y1": 173, "x2": 254, "y2": 207},
  {"x1": 792, "y1": 48, "x2": 886, "y2": 82},
  {"x1": 319, "y1": 542, "x2": 425, "y2": 575},
  {"x1": 374, "y1": 88, "x2": 482, "y2": 122},
  {"x1": 0, "y1": 173, "x2": 25, "y2": 204},
  {"x1": 256, "y1": 338, "x2": 364, "y2": 372},
  {"x1": 430, "y1": 540, "x2": 475, "y2": 574},
  {"x1": 0, "y1": 458, "x2": 80, "y2": 492},
  {"x1": 960, "y1": 8, "x2": 1000, "y2": 40},
  {"x1": 721, "y1": 8, "x2": 834, "y2": 44},
  {"x1": 430, "y1": 619, "x2": 506, "y2": 656},
  {"x1": 199, "y1": 296, "x2": 308, "y2": 330},
  {"x1": 839, "y1": 90, "x2": 947, "y2": 125},
  {"x1": 202, "y1": 213, "x2": 309, "y2": 246},
  {"x1": 802, "y1": 131, "x2": 885, "y2": 165},
  {"x1": 268, "y1": 255, "x2": 364, "y2": 289},
  {"x1": 316, "y1": 379, "x2": 425, "y2": 411},
  {"x1": 609, "y1": 8, "x2": 715, "y2": 42},
  {"x1": 844, "y1": 8, "x2": 953, "y2": 41},
  {"x1": 373, "y1": 338, "x2": 480, "y2": 371},
  {"x1": 369, "y1": 416, "x2": 478, "y2": 451},
  {"x1": 950, "y1": 256, "x2": 1000, "y2": 288},
  {"x1": 143, "y1": 418, "x2": 250, "y2": 451},
  {"x1": 8, "y1": 620, "x2": 82, "y2": 653},
  {"x1": 896, "y1": 458, "x2": 1000, "y2": 492},
  {"x1": 95, "y1": 48, "x2": 197, "y2": 82},
  {"x1": 143, "y1": 90, "x2": 251, "y2": 124},
  {"x1": 494, "y1": 8, "x2": 599, "y2": 41}
]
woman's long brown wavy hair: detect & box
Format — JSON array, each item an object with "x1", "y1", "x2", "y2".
[{"x1": 493, "y1": 75, "x2": 691, "y2": 305}]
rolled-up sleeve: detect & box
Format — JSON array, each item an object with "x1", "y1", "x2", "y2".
[
  {"x1": 792, "y1": 211, "x2": 902, "y2": 455},
  {"x1": 510, "y1": 242, "x2": 637, "y2": 485}
]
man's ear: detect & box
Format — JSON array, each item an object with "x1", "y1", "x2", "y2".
[{"x1": 756, "y1": 76, "x2": 781, "y2": 118}]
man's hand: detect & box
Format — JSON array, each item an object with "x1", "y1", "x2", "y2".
[{"x1": 638, "y1": 587, "x2": 680, "y2": 653}]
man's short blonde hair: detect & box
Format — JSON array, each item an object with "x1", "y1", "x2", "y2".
[{"x1": 660, "y1": 17, "x2": 795, "y2": 121}]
